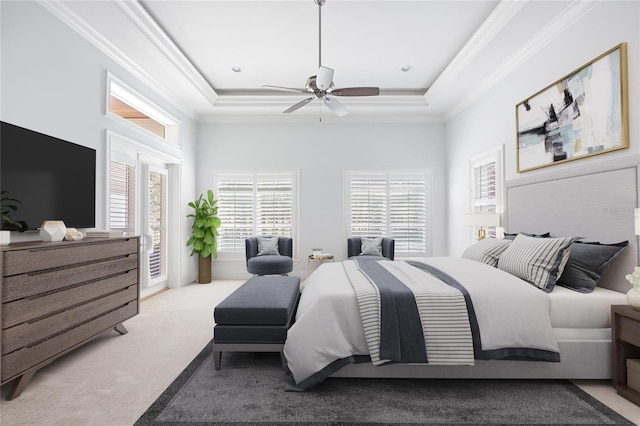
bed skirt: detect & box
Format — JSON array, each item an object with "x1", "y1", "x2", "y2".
[{"x1": 330, "y1": 337, "x2": 611, "y2": 379}]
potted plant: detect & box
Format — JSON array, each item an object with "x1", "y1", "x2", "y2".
[
  {"x1": 0, "y1": 190, "x2": 24, "y2": 245},
  {"x1": 312, "y1": 247, "x2": 323, "y2": 258},
  {"x1": 187, "y1": 190, "x2": 221, "y2": 284}
]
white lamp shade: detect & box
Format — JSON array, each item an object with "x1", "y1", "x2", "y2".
[
  {"x1": 464, "y1": 213, "x2": 501, "y2": 227},
  {"x1": 635, "y1": 208, "x2": 640, "y2": 236}
]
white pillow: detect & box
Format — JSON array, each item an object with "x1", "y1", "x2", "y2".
[
  {"x1": 462, "y1": 238, "x2": 511, "y2": 267},
  {"x1": 360, "y1": 237, "x2": 383, "y2": 256},
  {"x1": 497, "y1": 234, "x2": 575, "y2": 292},
  {"x1": 257, "y1": 236, "x2": 280, "y2": 256}
]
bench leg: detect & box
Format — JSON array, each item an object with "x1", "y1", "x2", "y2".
[{"x1": 214, "y1": 351, "x2": 222, "y2": 370}]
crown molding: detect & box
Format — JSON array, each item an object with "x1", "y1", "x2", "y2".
[
  {"x1": 114, "y1": 0, "x2": 218, "y2": 106},
  {"x1": 206, "y1": 94, "x2": 439, "y2": 124},
  {"x1": 442, "y1": 0, "x2": 601, "y2": 119},
  {"x1": 425, "y1": 0, "x2": 527, "y2": 102},
  {"x1": 37, "y1": 0, "x2": 199, "y2": 119}
]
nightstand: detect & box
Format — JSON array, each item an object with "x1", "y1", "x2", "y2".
[{"x1": 612, "y1": 305, "x2": 640, "y2": 405}]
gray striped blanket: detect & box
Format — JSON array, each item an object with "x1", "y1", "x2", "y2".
[{"x1": 346, "y1": 258, "x2": 476, "y2": 366}]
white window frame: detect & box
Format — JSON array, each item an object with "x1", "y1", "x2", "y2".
[
  {"x1": 344, "y1": 169, "x2": 432, "y2": 257},
  {"x1": 468, "y1": 145, "x2": 504, "y2": 241},
  {"x1": 213, "y1": 170, "x2": 300, "y2": 260}
]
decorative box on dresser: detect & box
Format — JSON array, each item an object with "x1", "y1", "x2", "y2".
[
  {"x1": 612, "y1": 304, "x2": 640, "y2": 406},
  {"x1": 0, "y1": 236, "x2": 139, "y2": 400}
]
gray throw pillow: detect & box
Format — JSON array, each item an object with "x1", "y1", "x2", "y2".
[
  {"x1": 503, "y1": 232, "x2": 550, "y2": 240},
  {"x1": 497, "y1": 234, "x2": 576, "y2": 292},
  {"x1": 360, "y1": 237, "x2": 383, "y2": 256},
  {"x1": 462, "y1": 238, "x2": 511, "y2": 267},
  {"x1": 557, "y1": 240, "x2": 628, "y2": 293},
  {"x1": 257, "y1": 236, "x2": 280, "y2": 256}
]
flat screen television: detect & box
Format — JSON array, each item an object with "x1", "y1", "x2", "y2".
[{"x1": 1, "y1": 121, "x2": 96, "y2": 231}]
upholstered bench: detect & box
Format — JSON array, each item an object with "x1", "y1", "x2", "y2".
[{"x1": 213, "y1": 275, "x2": 300, "y2": 370}]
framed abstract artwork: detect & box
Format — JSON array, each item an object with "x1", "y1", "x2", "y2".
[{"x1": 516, "y1": 43, "x2": 628, "y2": 173}]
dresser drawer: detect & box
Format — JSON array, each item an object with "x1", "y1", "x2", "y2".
[
  {"x1": 2, "y1": 238, "x2": 138, "y2": 276},
  {"x1": 2, "y1": 270, "x2": 138, "y2": 328},
  {"x1": 2, "y1": 285, "x2": 138, "y2": 355},
  {"x1": 1, "y1": 301, "x2": 138, "y2": 382},
  {"x1": 2, "y1": 254, "x2": 137, "y2": 303}
]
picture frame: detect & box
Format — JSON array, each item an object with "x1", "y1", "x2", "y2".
[{"x1": 516, "y1": 43, "x2": 628, "y2": 173}]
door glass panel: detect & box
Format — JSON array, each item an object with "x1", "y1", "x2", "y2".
[{"x1": 148, "y1": 169, "x2": 167, "y2": 283}]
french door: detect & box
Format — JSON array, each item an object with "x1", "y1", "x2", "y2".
[
  {"x1": 140, "y1": 163, "x2": 169, "y2": 296},
  {"x1": 108, "y1": 133, "x2": 176, "y2": 298}
]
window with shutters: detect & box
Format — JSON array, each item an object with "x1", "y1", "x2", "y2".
[
  {"x1": 469, "y1": 146, "x2": 503, "y2": 239},
  {"x1": 346, "y1": 170, "x2": 431, "y2": 256},
  {"x1": 214, "y1": 171, "x2": 298, "y2": 256},
  {"x1": 108, "y1": 157, "x2": 136, "y2": 234}
]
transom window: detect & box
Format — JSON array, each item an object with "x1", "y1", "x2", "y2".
[
  {"x1": 107, "y1": 74, "x2": 181, "y2": 146},
  {"x1": 346, "y1": 170, "x2": 431, "y2": 256},
  {"x1": 214, "y1": 171, "x2": 298, "y2": 256}
]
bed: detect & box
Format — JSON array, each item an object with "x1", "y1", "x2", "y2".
[{"x1": 283, "y1": 158, "x2": 639, "y2": 390}]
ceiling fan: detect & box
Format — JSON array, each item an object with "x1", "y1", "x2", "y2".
[{"x1": 263, "y1": 0, "x2": 380, "y2": 117}]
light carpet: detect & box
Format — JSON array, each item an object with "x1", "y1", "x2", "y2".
[{"x1": 136, "y1": 341, "x2": 634, "y2": 425}]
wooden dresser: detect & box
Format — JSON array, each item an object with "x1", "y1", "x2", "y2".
[{"x1": 0, "y1": 237, "x2": 139, "y2": 400}]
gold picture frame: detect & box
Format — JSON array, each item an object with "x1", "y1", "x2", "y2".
[{"x1": 516, "y1": 43, "x2": 629, "y2": 173}]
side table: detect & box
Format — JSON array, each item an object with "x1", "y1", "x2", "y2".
[
  {"x1": 307, "y1": 254, "x2": 334, "y2": 270},
  {"x1": 612, "y1": 304, "x2": 640, "y2": 405}
]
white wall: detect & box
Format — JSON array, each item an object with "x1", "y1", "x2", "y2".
[
  {"x1": 0, "y1": 1, "x2": 199, "y2": 286},
  {"x1": 445, "y1": 1, "x2": 640, "y2": 256},
  {"x1": 197, "y1": 121, "x2": 446, "y2": 278}
]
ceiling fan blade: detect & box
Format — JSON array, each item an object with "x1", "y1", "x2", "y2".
[
  {"x1": 331, "y1": 87, "x2": 380, "y2": 96},
  {"x1": 283, "y1": 97, "x2": 314, "y2": 114},
  {"x1": 316, "y1": 66, "x2": 334, "y2": 90},
  {"x1": 263, "y1": 85, "x2": 307, "y2": 94},
  {"x1": 323, "y1": 97, "x2": 349, "y2": 117}
]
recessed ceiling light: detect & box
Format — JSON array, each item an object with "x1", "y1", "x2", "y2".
[
  {"x1": 401, "y1": 66, "x2": 411, "y2": 72},
  {"x1": 232, "y1": 67, "x2": 242, "y2": 73}
]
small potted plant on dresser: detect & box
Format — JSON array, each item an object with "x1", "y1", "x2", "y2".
[
  {"x1": 0, "y1": 190, "x2": 24, "y2": 245},
  {"x1": 187, "y1": 190, "x2": 221, "y2": 284},
  {"x1": 312, "y1": 247, "x2": 323, "y2": 258}
]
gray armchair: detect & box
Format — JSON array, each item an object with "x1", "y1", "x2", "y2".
[
  {"x1": 245, "y1": 236, "x2": 293, "y2": 275},
  {"x1": 347, "y1": 236, "x2": 395, "y2": 260}
]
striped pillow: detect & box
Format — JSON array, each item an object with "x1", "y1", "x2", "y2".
[
  {"x1": 462, "y1": 238, "x2": 511, "y2": 267},
  {"x1": 497, "y1": 234, "x2": 576, "y2": 292}
]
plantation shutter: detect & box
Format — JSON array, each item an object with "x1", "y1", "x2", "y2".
[
  {"x1": 216, "y1": 176, "x2": 254, "y2": 253},
  {"x1": 347, "y1": 170, "x2": 430, "y2": 255},
  {"x1": 215, "y1": 172, "x2": 297, "y2": 254},
  {"x1": 389, "y1": 173, "x2": 427, "y2": 253},
  {"x1": 472, "y1": 159, "x2": 497, "y2": 214},
  {"x1": 349, "y1": 173, "x2": 387, "y2": 236},
  {"x1": 256, "y1": 176, "x2": 293, "y2": 237},
  {"x1": 469, "y1": 147, "x2": 503, "y2": 240},
  {"x1": 108, "y1": 159, "x2": 136, "y2": 233}
]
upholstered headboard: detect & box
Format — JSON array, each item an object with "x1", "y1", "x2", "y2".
[{"x1": 505, "y1": 156, "x2": 640, "y2": 293}]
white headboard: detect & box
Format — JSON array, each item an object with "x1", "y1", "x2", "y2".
[{"x1": 505, "y1": 156, "x2": 640, "y2": 293}]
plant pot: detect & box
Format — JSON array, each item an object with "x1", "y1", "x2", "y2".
[
  {"x1": 0, "y1": 230, "x2": 9, "y2": 246},
  {"x1": 313, "y1": 250, "x2": 322, "y2": 259},
  {"x1": 198, "y1": 253, "x2": 212, "y2": 284},
  {"x1": 627, "y1": 288, "x2": 640, "y2": 310}
]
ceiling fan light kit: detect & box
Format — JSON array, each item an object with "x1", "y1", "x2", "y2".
[{"x1": 263, "y1": 0, "x2": 380, "y2": 117}]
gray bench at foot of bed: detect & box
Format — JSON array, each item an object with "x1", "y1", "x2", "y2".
[{"x1": 212, "y1": 275, "x2": 300, "y2": 370}]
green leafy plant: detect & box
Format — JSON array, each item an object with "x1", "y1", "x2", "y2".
[
  {"x1": 1, "y1": 190, "x2": 24, "y2": 231},
  {"x1": 312, "y1": 247, "x2": 322, "y2": 252},
  {"x1": 186, "y1": 190, "x2": 221, "y2": 258}
]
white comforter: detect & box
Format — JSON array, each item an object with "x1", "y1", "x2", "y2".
[{"x1": 283, "y1": 257, "x2": 559, "y2": 388}]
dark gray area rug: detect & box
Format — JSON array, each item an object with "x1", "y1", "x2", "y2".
[{"x1": 136, "y1": 341, "x2": 634, "y2": 425}]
